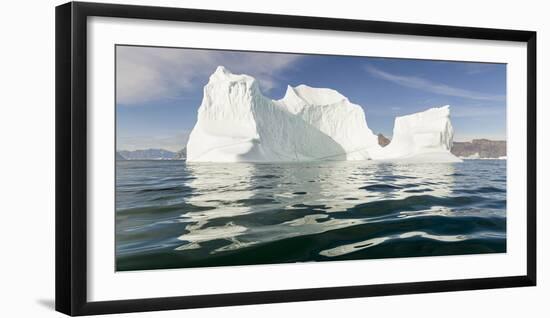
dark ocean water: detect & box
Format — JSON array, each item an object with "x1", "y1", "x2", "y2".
[{"x1": 115, "y1": 159, "x2": 506, "y2": 271}]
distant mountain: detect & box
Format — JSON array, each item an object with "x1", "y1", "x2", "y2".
[
  {"x1": 451, "y1": 139, "x2": 506, "y2": 159},
  {"x1": 376, "y1": 134, "x2": 506, "y2": 159},
  {"x1": 116, "y1": 152, "x2": 126, "y2": 161},
  {"x1": 174, "y1": 148, "x2": 187, "y2": 160},
  {"x1": 377, "y1": 133, "x2": 390, "y2": 147},
  {"x1": 118, "y1": 149, "x2": 177, "y2": 160}
]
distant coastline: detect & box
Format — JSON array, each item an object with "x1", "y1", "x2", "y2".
[
  {"x1": 377, "y1": 135, "x2": 506, "y2": 159},
  {"x1": 116, "y1": 137, "x2": 506, "y2": 161},
  {"x1": 450, "y1": 139, "x2": 506, "y2": 159},
  {"x1": 116, "y1": 148, "x2": 186, "y2": 161}
]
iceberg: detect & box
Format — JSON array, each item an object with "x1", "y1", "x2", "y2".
[
  {"x1": 372, "y1": 106, "x2": 461, "y2": 163},
  {"x1": 186, "y1": 66, "x2": 460, "y2": 163}
]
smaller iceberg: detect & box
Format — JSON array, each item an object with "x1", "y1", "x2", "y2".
[{"x1": 372, "y1": 106, "x2": 461, "y2": 163}]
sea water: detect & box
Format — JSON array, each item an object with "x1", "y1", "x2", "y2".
[{"x1": 115, "y1": 159, "x2": 506, "y2": 271}]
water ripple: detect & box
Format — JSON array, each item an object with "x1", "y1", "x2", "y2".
[{"x1": 115, "y1": 159, "x2": 507, "y2": 271}]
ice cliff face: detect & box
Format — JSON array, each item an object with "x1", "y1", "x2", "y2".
[
  {"x1": 276, "y1": 85, "x2": 380, "y2": 160},
  {"x1": 187, "y1": 66, "x2": 460, "y2": 163}
]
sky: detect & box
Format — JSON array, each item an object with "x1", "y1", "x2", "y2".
[{"x1": 116, "y1": 45, "x2": 506, "y2": 152}]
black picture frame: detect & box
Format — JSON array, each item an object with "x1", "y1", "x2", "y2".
[{"x1": 55, "y1": 1, "x2": 537, "y2": 316}]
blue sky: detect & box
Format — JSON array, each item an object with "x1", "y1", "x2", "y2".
[{"x1": 116, "y1": 45, "x2": 506, "y2": 151}]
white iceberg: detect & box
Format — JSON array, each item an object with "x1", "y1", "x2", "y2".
[
  {"x1": 372, "y1": 106, "x2": 461, "y2": 163},
  {"x1": 186, "y1": 66, "x2": 461, "y2": 163}
]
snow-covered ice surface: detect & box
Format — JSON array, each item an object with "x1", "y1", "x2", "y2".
[{"x1": 187, "y1": 66, "x2": 461, "y2": 163}]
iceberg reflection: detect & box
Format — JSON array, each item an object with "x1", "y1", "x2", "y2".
[{"x1": 175, "y1": 161, "x2": 460, "y2": 254}]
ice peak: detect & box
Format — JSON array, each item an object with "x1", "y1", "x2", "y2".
[
  {"x1": 281, "y1": 85, "x2": 302, "y2": 101},
  {"x1": 284, "y1": 85, "x2": 296, "y2": 97},
  {"x1": 208, "y1": 66, "x2": 255, "y2": 85},
  {"x1": 214, "y1": 65, "x2": 230, "y2": 75}
]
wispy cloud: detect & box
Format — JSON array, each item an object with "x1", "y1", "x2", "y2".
[
  {"x1": 116, "y1": 46, "x2": 301, "y2": 105},
  {"x1": 364, "y1": 65, "x2": 505, "y2": 102}
]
